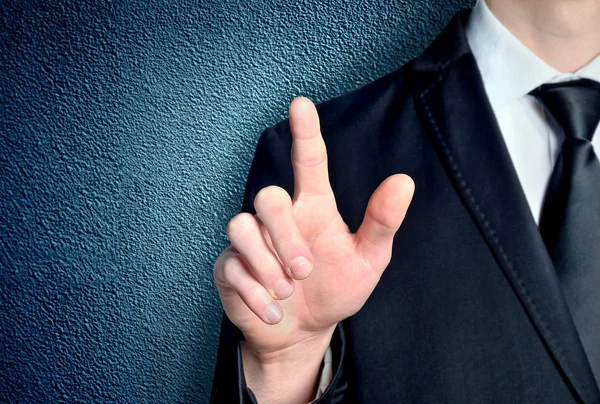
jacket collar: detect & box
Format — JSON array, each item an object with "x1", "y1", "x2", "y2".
[
  {"x1": 412, "y1": 11, "x2": 600, "y2": 403},
  {"x1": 412, "y1": 11, "x2": 472, "y2": 73}
]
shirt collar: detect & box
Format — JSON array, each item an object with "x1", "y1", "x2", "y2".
[{"x1": 466, "y1": 0, "x2": 600, "y2": 110}]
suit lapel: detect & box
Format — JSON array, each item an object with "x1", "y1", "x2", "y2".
[{"x1": 411, "y1": 12, "x2": 600, "y2": 403}]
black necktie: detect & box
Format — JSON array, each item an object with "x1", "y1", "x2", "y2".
[{"x1": 531, "y1": 78, "x2": 600, "y2": 385}]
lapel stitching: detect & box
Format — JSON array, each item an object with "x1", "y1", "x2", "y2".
[{"x1": 418, "y1": 71, "x2": 590, "y2": 401}]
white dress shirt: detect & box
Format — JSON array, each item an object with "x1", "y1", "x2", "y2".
[
  {"x1": 466, "y1": 0, "x2": 600, "y2": 223},
  {"x1": 314, "y1": 0, "x2": 600, "y2": 399}
]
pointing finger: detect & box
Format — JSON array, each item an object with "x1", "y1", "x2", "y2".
[{"x1": 289, "y1": 97, "x2": 333, "y2": 200}]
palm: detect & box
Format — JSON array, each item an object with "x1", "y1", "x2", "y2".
[
  {"x1": 293, "y1": 202, "x2": 376, "y2": 323},
  {"x1": 216, "y1": 97, "x2": 414, "y2": 354}
]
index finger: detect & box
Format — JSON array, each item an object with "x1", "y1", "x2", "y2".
[{"x1": 289, "y1": 97, "x2": 333, "y2": 200}]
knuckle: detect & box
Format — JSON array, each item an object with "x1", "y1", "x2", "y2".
[
  {"x1": 245, "y1": 283, "x2": 263, "y2": 301},
  {"x1": 272, "y1": 227, "x2": 301, "y2": 245},
  {"x1": 226, "y1": 213, "x2": 255, "y2": 239},
  {"x1": 220, "y1": 255, "x2": 244, "y2": 285},
  {"x1": 251, "y1": 254, "x2": 283, "y2": 283},
  {"x1": 213, "y1": 249, "x2": 229, "y2": 282},
  {"x1": 295, "y1": 139, "x2": 326, "y2": 167},
  {"x1": 254, "y1": 186, "x2": 290, "y2": 212},
  {"x1": 262, "y1": 255, "x2": 284, "y2": 275},
  {"x1": 370, "y1": 200, "x2": 401, "y2": 231}
]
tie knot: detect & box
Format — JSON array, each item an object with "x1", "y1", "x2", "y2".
[{"x1": 530, "y1": 78, "x2": 600, "y2": 142}]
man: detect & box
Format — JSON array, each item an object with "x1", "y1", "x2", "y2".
[{"x1": 211, "y1": 0, "x2": 600, "y2": 402}]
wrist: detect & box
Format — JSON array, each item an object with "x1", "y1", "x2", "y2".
[{"x1": 241, "y1": 325, "x2": 336, "y2": 404}]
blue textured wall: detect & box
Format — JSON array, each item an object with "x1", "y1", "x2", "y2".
[{"x1": 0, "y1": 0, "x2": 474, "y2": 402}]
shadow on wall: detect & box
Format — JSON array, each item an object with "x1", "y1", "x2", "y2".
[{"x1": 0, "y1": 0, "x2": 473, "y2": 402}]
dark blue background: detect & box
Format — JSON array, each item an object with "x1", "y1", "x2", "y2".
[{"x1": 1, "y1": 0, "x2": 473, "y2": 402}]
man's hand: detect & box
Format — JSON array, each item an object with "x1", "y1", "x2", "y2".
[{"x1": 214, "y1": 97, "x2": 414, "y2": 403}]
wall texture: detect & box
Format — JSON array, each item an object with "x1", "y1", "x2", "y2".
[{"x1": 0, "y1": 0, "x2": 473, "y2": 402}]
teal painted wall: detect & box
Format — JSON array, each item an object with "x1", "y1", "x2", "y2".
[{"x1": 1, "y1": 0, "x2": 473, "y2": 402}]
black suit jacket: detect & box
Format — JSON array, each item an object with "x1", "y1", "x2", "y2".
[{"x1": 211, "y1": 11, "x2": 600, "y2": 404}]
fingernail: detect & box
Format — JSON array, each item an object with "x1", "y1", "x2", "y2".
[
  {"x1": 265, "y1": 303, "x2": 282, "y2": 324},
  {"x1": 273, "y1": 279, "x2": 294, "y2": 300},
  {"x1": 289, "y1": 257, "x2": 311, "y2": 279}
]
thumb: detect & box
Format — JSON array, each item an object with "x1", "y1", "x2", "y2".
[{"x1": 355, "y1": 174, "x2": 415, "y2": 274}]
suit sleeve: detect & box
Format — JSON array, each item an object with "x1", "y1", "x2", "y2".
[{"x1": 210, "y1": 126, "x2": 350, "y2": 403}]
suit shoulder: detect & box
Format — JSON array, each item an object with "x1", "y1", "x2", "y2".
[
  {"x1": 270, "y1": 61, "x2": 421, "y2": 137},
  {"x1": 319, "y1": 63, "x2": 416, "y2": 118}
]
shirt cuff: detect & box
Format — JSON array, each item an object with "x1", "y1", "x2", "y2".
[{"x1": 312, "y1": 345, "x2": 333, "y2": 402}]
